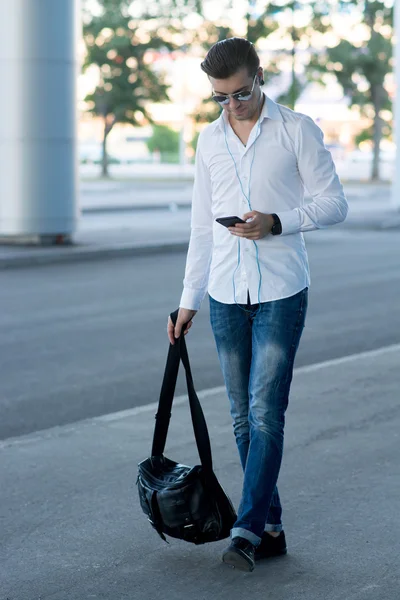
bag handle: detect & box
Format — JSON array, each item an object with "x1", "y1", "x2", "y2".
[{"x1": 151, "y1": 309, "x2": 213, "y2": 471}]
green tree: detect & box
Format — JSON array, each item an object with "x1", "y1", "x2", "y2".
[
  {"x1": 81, "y1": 0, "x2": 202, "y2": 176},
  {"x1": 147, "y1": 125, "x2": 180, "y2": 162},
  {"x1": 310, "y1": 0, "x2": 393, "y2": 180}
]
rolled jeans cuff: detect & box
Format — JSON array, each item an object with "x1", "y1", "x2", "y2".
[
  {"x1": 231, "y1": 527, "x2": 261, "y2": 547},
  {"x1": 264, "y1": 523, "x2": 283, "y2": 533}
]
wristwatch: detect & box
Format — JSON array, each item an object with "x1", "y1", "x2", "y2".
[{"x1": 270, "y1": 213, "x2": 282, "y2": 236}]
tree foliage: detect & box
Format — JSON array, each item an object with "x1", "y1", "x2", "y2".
[{"x1": 147, "y1": 124, "x2": 180, "y2": 155}]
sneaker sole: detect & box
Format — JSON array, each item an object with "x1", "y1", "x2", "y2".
[{"x1": 222, "y1": 549, "x2": 254, "y2": 572}]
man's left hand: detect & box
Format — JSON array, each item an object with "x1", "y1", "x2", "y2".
[{"x1": 228, "y1": 211, "x2": 274, "y2": 240}]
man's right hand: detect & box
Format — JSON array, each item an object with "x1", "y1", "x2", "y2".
[{"x1": 167, "y1": 308, "x2": 197, "y2": 345}]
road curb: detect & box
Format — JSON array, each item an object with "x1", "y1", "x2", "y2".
[
  {"x1": 81, "y1": 203, "x2": 191, "y2": 214},
  {"x1": 0, "y1": 240, "x2": 189, "y2": 270}
]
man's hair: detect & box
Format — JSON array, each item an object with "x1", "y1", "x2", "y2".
[{"x1": 200, "y1": 37, "x2": 260, "y2": 80}]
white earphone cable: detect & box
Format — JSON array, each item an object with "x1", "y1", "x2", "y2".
[{"x1": 222, "y1": 89, "x2": 264, "y2": 317}]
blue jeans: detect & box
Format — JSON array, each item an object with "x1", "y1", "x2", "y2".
[{"x1": 209, "y1": 288, "x2": 308, "y2": 546}]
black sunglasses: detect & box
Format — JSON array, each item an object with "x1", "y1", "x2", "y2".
[{"x1": 212, "y1": 74, "x2": 257, "y2": 106}]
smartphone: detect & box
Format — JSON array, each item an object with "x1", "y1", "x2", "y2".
[{"x1": 216, "y1": 216, "x2": 246, "y2": 228}]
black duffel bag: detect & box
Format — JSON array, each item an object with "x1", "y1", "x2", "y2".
[{"x1": 137, "y1": 309, "x2": 237, "y2": 545}]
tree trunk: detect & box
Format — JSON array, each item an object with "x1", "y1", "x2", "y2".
[
  {"x1": 290, "y1": 44, "x2": 296, "y2": 110},
  {"x1": 371, "y1": 112, "x2": 382, "y2": 181},
  {"x1": 102, "y1": 117, "x2": 109, "y2": 178},
  {"x1": 371, "y1": 85, "x2": 384, "y2": 181}
]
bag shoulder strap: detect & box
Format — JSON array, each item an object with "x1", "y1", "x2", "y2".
[{"x1": 151, "y1": 309, "x2": 213, "y2": 471}]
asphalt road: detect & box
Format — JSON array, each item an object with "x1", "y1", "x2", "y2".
[{"x1": 1, "y1": 228, "x2": 400, "y2": 441}]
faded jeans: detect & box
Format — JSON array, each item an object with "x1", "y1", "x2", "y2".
[{"x1": 209, "y1": 288, "x2": 308, "y2": 546}]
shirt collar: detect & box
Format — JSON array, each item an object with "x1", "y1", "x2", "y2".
[{"x1": 215, "y1": 93, "x2": 283, "y2": 134}]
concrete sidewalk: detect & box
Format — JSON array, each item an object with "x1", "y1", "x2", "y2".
[
  {"x1": 0, "y1": 184, "x2": 399, "y2": 269},
  {"x1": 0, "y1": 210, "x2": 192, "y2": 269},
  {"x1": 1, "y1": 344, "x2": 399, "y2": 599}
]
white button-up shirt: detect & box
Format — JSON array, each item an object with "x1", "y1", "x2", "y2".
[{"x1": 180, "y1": 94, "x2": 348, "y2": 311}]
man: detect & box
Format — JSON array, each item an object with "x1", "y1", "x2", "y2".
[{"x1": 167, "y1": 37, "x2": 348, "y2": 572}]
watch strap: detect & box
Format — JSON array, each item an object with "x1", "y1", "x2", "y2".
[{"x1": 271, "y1": 213, "x2": 282, "y2": 235}]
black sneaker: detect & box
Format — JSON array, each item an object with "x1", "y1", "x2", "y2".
[
  {"x1": 222, "y1": 536, "x2": 256, "y2": 572},
  {"x1": 255, "y1": 531, "x2": 287, "y2": 561}
]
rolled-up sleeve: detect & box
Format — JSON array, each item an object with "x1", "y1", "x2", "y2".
[
  {"x1": 277, "y1": 115, "x2": 348, "y2": 235},
  {"x1": 179, "y1": 139, "x2": 213, "y2": 311}
]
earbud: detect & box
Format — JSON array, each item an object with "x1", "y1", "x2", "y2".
[{"x1": 259, "y1": 77, "x2": 265, "y2": 86}]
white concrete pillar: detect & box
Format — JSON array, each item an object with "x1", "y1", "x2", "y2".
[{"x1": 0, "y1": 0, "x2": 80, "y2": 241}]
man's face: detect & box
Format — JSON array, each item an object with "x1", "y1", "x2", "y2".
[{"x1": 210, "y1": 67, "x2": 262, "y2": 122}]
